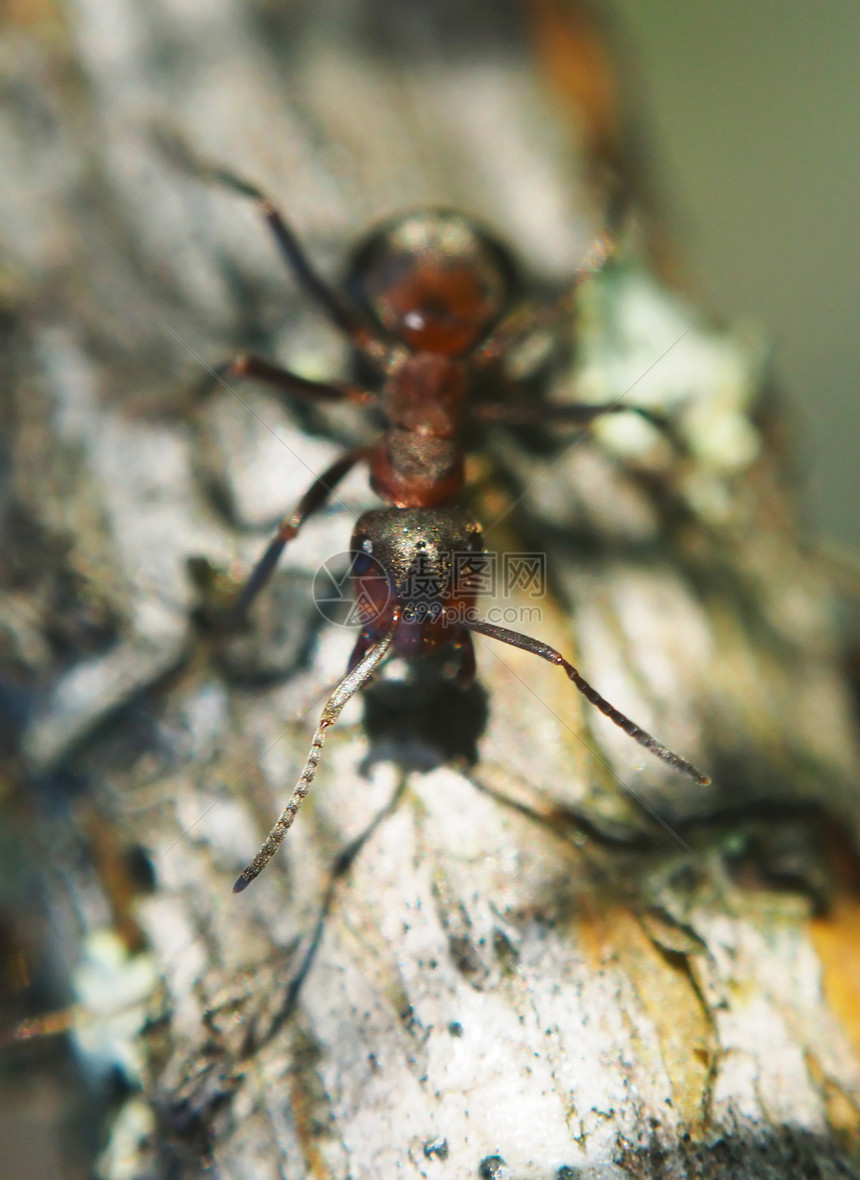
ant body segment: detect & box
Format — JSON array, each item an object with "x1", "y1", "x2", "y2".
[{"x1": 201, "y1": 167, "x2": 710, "y2": 892}]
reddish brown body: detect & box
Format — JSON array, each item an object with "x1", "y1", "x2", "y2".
[
  {"x1": 197, "y1": 165, "x2": 709, "y2": 891},
  {"x1": 368, "y1": 354, "x2": 468, "y2": 508},
  {"x1": 350, "y1": 208, "x2": 515, "y2": 510},
  {"x1": 349, "y1": 505, "x2": 483, "y2": 663}
]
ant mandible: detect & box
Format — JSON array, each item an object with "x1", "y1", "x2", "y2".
[{"x1": 198, "y1": 165, "x2": 710, "y2": 892}]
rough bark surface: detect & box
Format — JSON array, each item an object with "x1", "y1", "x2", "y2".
[{"x1": 2, "y1": 2, "x2": 860, "y2": 1178}]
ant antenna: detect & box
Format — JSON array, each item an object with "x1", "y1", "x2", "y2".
[
  {"x1": 233, "y1": 617, "x2": 400, "y2": 893},
  {"x1": 465, "y1": 618, "x2": 709, "y2": 786}
]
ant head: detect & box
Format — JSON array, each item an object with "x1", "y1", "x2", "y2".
[
  {"x1": 347, "y1": 210, "x2": 519, "y2": 356},
  {"x1": 350, "y1": 507, "x2": 485, "y2": 649}
]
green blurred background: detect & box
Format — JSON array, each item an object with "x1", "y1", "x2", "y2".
[{"x1": 610, "y1": 0, "x2": 859, "y2": 551}]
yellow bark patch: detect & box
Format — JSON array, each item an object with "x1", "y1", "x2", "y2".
[
  {"x1": 575, "y1": 902, "x2": 713, "y2": 1129},
  {"x1": 810, "y1": 892, "x2": 860, "y2": 1065}
]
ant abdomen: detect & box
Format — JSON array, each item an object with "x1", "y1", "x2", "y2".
[{"x1": 345, "y1": 209, "x2": 520, "y2": 355}]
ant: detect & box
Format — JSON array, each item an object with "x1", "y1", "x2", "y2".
[{"x1": 195, "y1": 164, "x2": 710, "y2": 892}]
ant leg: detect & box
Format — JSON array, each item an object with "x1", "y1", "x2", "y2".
[
  {"x1": 475, "y1": 233, "x2": 616, "y2": 366},
  {"x1": 464, "y1": 617, "x2": 710, "y2": 786},
  {"x1": 233, "y1": 620, "x2": 399, "y2": 892},
  {"x1": 195, "y1": 163, "x2": 390, "y2": 362},
  {"x1": 452, "y1": 630, "x2": 477, "y2": 689},
  {"x1": 211, "y1": 168, "x2": 355, "y2": 335},
  {"x1": 235, "y1": 448, "x2": 366, "y2": 617},
  {"x1": 474, "y1": 401, "x2": 667, "y2": 431},
  {"x1": 159, "y1": 136, "x2": 355, "y2": 336},
  {"x1": 348, "y1": 628, "x2": 385, "y2": 672},
  {"x1": 201, "y1": 352, "x2": 378, "y2": 409},
  {"x1": 156, "y1": 133, "x2": 392, "y2": 364}
]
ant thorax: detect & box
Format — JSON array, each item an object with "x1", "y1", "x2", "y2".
[{"x1": 369, "y1": 353, "x2": 469, "y2": 509}]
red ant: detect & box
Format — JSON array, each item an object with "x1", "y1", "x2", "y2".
[{"x1": 198, "y1": 165, "x2": 709, "y2": 892}]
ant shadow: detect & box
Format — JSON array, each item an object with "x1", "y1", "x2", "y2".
[
  {"x1": 360, "y1": 659, "x2": 490, "y2": 774},
  {"x1": 247, "y1": 665, "x2": 488, "y2": 1050},
  {"x1": 250, "y1": 773, "x2": 408, "y2": 1051}
]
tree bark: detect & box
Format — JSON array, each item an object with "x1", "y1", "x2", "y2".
[{"x1": 2, "y1": 2, "x2": 860, "y2": 1177}]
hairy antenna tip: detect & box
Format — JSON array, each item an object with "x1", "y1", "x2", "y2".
[{"x1": 233, "y1": 873, "x2": 251, "y2": 894}]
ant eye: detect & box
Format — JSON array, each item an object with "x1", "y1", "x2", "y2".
[
  {"x1": 350, "y1": 534, "x2": 376, "y2": 577},
  {"x1": 351, "y1": 550, "x2": 375, "y2": 578}
]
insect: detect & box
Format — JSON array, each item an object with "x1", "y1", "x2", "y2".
[{"x1": 199, "y1": 164, "x2": 710, "y2": 892}]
